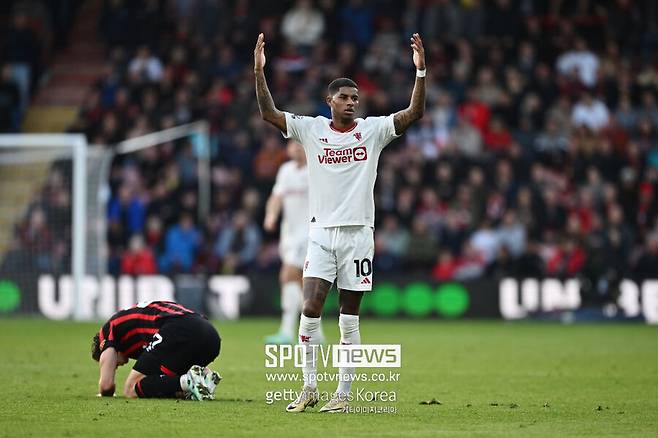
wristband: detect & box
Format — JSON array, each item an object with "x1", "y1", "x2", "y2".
[{"x1": 416, "y1": 69, "x2": 426, "y2": 78}]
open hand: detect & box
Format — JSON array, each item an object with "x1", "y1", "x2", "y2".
[
  {"x1": 254, "y1": 33, "x2": 266, "y2": 72},
  {"x1": 410, "y1": 33, "x2": 425, "y2": 70}
]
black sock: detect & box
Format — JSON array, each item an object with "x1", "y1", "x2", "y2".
[{"x1": 135, "y1": 375, "x2": 182, "y2": 398}]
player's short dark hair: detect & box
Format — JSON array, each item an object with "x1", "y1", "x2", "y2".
[
  {"x1": 327, "y1": 78, "x2": 358, "y2": 95},
  {"x1": 91, "y1": 333, "x2": 101, "y2": 362}
]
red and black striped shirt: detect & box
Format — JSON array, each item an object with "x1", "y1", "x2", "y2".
[{"x1": 98, "y1": 301, "x2": 196, "y2": 359}]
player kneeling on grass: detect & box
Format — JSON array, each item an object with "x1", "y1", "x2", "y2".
[{"x1": 91, "y1": 300, "x2": 222, "y2": 401}]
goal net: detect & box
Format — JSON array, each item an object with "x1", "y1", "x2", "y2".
[
  {"x1": 0, "y1": 134, "x2": 87, "y2": 317},
  {"x1": 0, "y1": 122, "x2": 210, "y2": 320}
]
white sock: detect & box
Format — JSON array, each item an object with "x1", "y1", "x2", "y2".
[
  {"x1": 336, "y1": 314, "x2": 360, "y2": 397},
  {"x1": 279, "y1": 281, "x2": 302, "y2": 338},
  {"x1": 299, "y1": 314, "x2": 321, "y2": 389}
]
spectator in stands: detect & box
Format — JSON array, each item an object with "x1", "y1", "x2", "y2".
[
  {"x1": 633, "y1": 118, "x2": 656, "y2": 153},
  {"x1": 497, "y1": 210, "x2": 526, "y2": 258},
  {"x1": 214, "y1": 210, "x2": 261, "y2": 274},
  {"x1": 394, "y1": 187, "x2": 417, "y2": 228},
  {"x1": 453, "y1": 241, "x2": 486, "y2": 280},
  {"x1": 484, "y1": 117, "x2": 513, "y2": 153},
  {"x1": 475, "y1": 66, "x2": 504, "y2": 108},
  {"x1": 4, "y1": 12, "x2": 41, "y2": 111},
  {"x1": 108, "y1": 185, "x2": 146, "y2": 236},
  {"x1": 375, "y1": 215, "x2": 410, "y2": 272},
  {"x1": 635, "y1": 232, "x2": 658, "y2": 280},
  {"x1": 469, "y1": 220, "x2": 499, "y2": 265},
  {"x1": 0, "y1": 65, "x2": 20, "y2": 132},
  {"x1": 23, "y1": 0, "x2": 657, "y2": 285},
  {"x1": 144, "y1": 216, "x2": 164, "y2": 252},
  {"x1": 128, "y1": 45, "x2": 163, "y2": 83},
  {"x1": 253, "y1": 135, "x2": 287, "y2": 187},
  {"x1": 449, "y1": 115, "x2": 482, "y2": 158},
  {"x1": 515, "y1": 240, "x2": 544, "y2": 278},
  {"x1": 534, "y1": 117, "x2": 569, "y2": 165},
  {"x1": 615, "y1": 94, "x2": 638, "y2": 132},
  {"x1": 458, "y1": 88, "x2": 490, "y2": 135},
  {"x1": 546, "y1": 236, "x2": 587, "y2": 276},
  {"x1": 486, "y1": 245, "x2": 515, "y2": 278},
  {"x1": 18, "y1": 208, "x2": 53, "y2": 272},
  {"x1": 571, "y1": 90, "x2": 610, "y2": 132},
  {"x1": 120, "y1": 234, "x2": 157, "y2": 275},
  {"x1": 484, "y1": 0, "x2": 520, "y2": 45},
  {"x1": 429, "y1": 91, "x2": 457, "y2": 151},
  {"x1": 556, "y1": 37, "x2": 600, "y2": 88},
  {"x1": 603, "y1": 203, "x2": 634, "y2": 268},
  {"x1": 431, "y1": 248, "x2": 459, "y2": 281},
  {"x1": 158, "y1": 213, "x2": 201, "y2": 273},
  {"x1": 639, "y1": 91, "x2": 658, "y2": 126},
  {"x1": 405, "y1": 217, "x2": 438, "y2": 270},
  {"x1": 338, "y1": 0, "x2": 374, "y2": 50},
  {"x1": 637, "y1": 182, "x2": 658, "y2": 229}
]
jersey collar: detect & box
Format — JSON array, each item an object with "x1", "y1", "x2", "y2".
[{"x1": 329, "y1": 120, "x2": 358, "y2": 133}]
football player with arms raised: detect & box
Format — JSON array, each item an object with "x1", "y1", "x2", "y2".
[{"x1": 254, "y1": 32, "x2": 426, "y2": 412}]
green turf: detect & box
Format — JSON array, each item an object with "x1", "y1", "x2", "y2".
[{"x1": 0, "y1": 318, "x2": 656, "y2": 437}]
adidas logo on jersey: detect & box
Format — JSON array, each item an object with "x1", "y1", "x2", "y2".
[{"x1": 361, "y1": 277, "x2": 371, "y2": 285}]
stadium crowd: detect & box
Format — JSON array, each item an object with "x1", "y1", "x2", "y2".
[
  {"x1": 7, "y1": 1, "x2": 658, "y2": 300},
  {"x1": 0, "y1": 0, "x2": 82, "y2": 131}
]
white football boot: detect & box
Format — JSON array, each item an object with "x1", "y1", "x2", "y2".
[
  {"x1": 185, "y1": 365, "x2": 213, "y2": 401},
  {"x1": 203, "y1": 366, "x2": 222, "y2": 399}
]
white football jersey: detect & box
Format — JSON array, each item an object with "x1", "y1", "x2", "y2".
[
  {"x1": 283, "y1": 111, "x2": 400, "y2": 228},
  {"x1": 272, "y1": 160, "x2": 309, "y2": 243}
]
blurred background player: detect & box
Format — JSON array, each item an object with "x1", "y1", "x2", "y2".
[
  {"x1": 263, "y1": 140, "x2": 324, "y2": 345},
  {"x1": 254, "y1": 32, "x2": 426, "y2": 412},
  {"x1": 91, "y1": 300, "x2": 221, "y2": 401}
]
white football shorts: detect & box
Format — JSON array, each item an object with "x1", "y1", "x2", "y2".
[
  {"x1": 280, "y1": 235, "x2": 307, "y2": 269},
  {"x1": 303, "y1": 226, "x2": 374, "y2": 291}
]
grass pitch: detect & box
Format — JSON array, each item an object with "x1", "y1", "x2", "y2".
[{"x1": 0, "y1": 318, "x2": 656, "y2": 437}]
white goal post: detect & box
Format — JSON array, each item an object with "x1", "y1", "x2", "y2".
[
  {"x1": 0, "y1": 133, "x2": 87, "y2": 319},
  {"x1": 0, "y1": 121, "x2": 210, "y2": 320}
]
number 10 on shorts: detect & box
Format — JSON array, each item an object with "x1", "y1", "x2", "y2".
[{"x1": 354, "y1": 258, "x2": 372, "y2": 277}]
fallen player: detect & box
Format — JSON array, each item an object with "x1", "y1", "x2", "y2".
[{"x1": 91, "y1": 300, "x2": 221, "y2": 400}]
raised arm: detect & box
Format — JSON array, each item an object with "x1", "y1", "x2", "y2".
[
  {"x1": 254, "y1": 33, "x2": 287, "y2": 133},
  {"x1": 393, "y1": 33, "x2": 426, "y2": 135}
]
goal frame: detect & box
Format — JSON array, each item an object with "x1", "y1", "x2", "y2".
[
  {"x1": 0, "y1": 122, "x2": 210, "y2": 320},
  {"x1": 0, "y1": 134, "x2": 87, "y2": 319}
]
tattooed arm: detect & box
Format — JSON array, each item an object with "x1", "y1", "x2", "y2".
[
  {"x1": 393, "y1": 33, "x2": 426, "y2": 135},
  {"x1": 254, "y1": 33, "x2": 286, "y2": 133}
]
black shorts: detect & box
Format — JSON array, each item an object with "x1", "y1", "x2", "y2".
[{"x1": 133, "y1": 314, "x2": 221, "y2": 377}]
